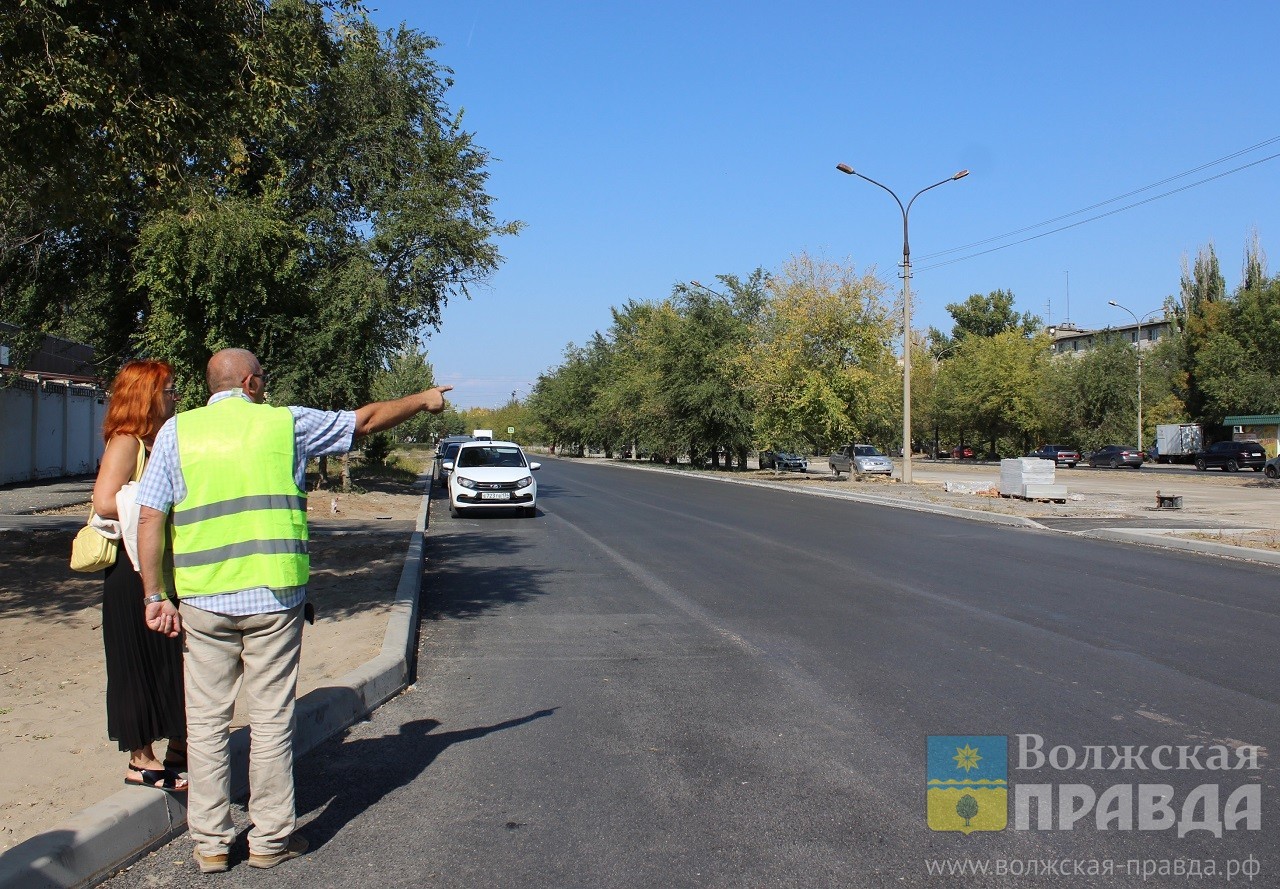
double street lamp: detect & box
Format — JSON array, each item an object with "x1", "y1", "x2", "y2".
[
  {"x1": 835, "y1": 163, "x2": 969, "y2": 484},
  {"x1": 1107, "y1": 300, "x2": 1162, "y2": 454}
]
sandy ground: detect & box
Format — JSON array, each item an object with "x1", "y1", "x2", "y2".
[{"x1": 0, "y1": 483, "x2": 426, "y2": 852}]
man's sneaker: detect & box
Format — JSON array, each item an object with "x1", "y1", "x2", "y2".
[
  {"x1": 193, "y1": 847, "x2": 229, "y2": 873},
  {"x1": 247, "y1": 833, "x2": 309, "y2": 869}
]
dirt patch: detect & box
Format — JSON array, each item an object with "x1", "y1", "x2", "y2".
[{"x1": 0, "y1": 481, "x2": 426, "y2": 852}]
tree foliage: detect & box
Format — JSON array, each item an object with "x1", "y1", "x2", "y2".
[
  {"x1": 933, "y1": 331, "x2": 1050, "y2": 453},
  {"x1": 933, "y1": 288, "x2": 1040, "y2": 349},
  {"x1": 741, "y1": 254, "x2": 897, "y2": 452},
  {"x1": 527, "y1": 236, "x2": 1274, "y2": 464},
  {"x1": 2, "y1": 0, "x2": 518, "y2": 410},
  {"x1": 371, "y1": 344, "x2": 440, "y2": 443}
]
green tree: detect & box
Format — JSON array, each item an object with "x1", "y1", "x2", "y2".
[
  {"x1": 739, "y1": 254, "x2": 897, "y2": 453},
  {"x1": 1177, "y1": 243, "x2": 1228, "y2": 422},
  {"x1": 1, "y1": 0, "x2": 329, "y2": 369},
  {"x1": 1055, "y1": 334, "x2": 1143, "y2": 451},
  {"x1": 528, "y1": 339, "x2": 614, "y2": 456},
  {"x1": 371, "y1": 344, "x2": 440, "y2": 443},
  {"x1": 933, "y1": 331, "x2": 1050, "y2": 455},
  {"x1": 956, "y1": 794, "x2": 979, "y2": 827},
  {"x1": 2, "y1": 1, "x2": 519, "y2": 405},
  {"x1": 668, "y1": 273, "x2": 766, "y2": 468},
  {"x1": 941, "y1": 288, "x2": 1040, "y2": 345}
]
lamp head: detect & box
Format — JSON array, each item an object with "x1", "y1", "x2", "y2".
[
  {"x1": 835, "y1": 163, "x2": 855, "y2": 175},
  {"x1": 953, "y1": 170, "x2": 970, "y2": 180},
  {"x1": 1108, "y1": 300, "x2": 1118, "y2": 307}
]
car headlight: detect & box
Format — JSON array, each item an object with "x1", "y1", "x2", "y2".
[
  {"x1": 456, "y1": 477, "x2": 477, "y2": 489},
  {"x1": 515, "y1": 476, "x2": 533, "y2": 488}
]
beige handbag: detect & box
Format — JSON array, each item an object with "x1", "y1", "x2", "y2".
[{"x1": 70, "y1": 513, "x2": 120, "y2": 572}]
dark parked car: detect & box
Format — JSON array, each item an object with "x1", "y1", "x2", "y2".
[
  {"x1": 1028, "y1": 444, "x2": 1081, "y2": 468},
  {"x1": 1194, "y1": 440, "x2": 1266, "y2": 472},
  {"x1": 760, "y1": 450, "x2": 808, "y2": 471},
  {"x1": 1265, "y1": 453, "x2": 1280, "y2": 479},
  {"x1": 951, "y1": 444, "x2": 975, "y2": 459},
  {"x1": 1086, "y1": 445, "x2": 1144, "y2": 469},
  {"x1": 434, "y1": 435, "x2": 474, "y2": 487}
]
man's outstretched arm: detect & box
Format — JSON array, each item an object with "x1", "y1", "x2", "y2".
[{"x1": 353, "y1": 386, "x2": 453, "y2": 438}]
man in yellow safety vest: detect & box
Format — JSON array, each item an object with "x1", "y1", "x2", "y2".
[{"x1": 136, "y1": 348, "x2": 450, "y2": 874}]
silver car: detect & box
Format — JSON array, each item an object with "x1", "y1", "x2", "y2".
[{"x1": 851, "y1": 444, "x2": 893, "y2": 475}]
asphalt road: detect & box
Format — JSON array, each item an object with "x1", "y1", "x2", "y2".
[{"x1": 106, "y1": 458, "x2": 1278, "y2": 888}]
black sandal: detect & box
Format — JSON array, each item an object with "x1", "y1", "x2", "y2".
[
  {"x1": 126, "y1": 763, "x2": 188, "y2": 794},
  {"x1": 163, "y1": 753, "x2": 187, "y2": 773}
]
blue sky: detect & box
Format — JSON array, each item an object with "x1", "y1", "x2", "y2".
[{"x1": 367, "y1": 1, "x2": 1280, "y2": 409}]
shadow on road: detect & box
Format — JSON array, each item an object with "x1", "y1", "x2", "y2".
[
  {"x1": 296, "y1": 709, "x2": 558, "y2": 846},
  {"x1": 424, "y1": 517, "x2": 552, "y2": 621}
]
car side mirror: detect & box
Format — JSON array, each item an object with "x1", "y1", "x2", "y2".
[
  {"x1": 529, "y1": 462, "x2": 541, "y2": 471},
  {"x1": 442, "y1": 461, "x2": 454, "y2": 471}
]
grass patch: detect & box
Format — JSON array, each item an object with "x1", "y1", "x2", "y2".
[
  {"x1": 305, "y1": 447, "x2": 434, "y2": 493},
  {"x1": 1183, "y1": 530, "x2": 1280, "y2": 552}
]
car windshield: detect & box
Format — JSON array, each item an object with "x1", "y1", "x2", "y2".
[
  {"x1": 457, "y1": 446, "x2": 527, "y2": 468},
  {"x1": 854, "y1": 446, "x2": 882, "y2": 456}
]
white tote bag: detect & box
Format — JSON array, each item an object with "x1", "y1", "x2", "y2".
[{"x1": 115, "y1": 437, "x2": 147, "y2": 571}]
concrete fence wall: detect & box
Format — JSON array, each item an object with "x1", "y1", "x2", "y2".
[{"x1": 0, "y1": 377, "x2": 107, "y2": 485}]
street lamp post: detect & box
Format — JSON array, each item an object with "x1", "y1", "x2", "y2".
[
  {"x1": 1107, "y1": 300, "x2": 1160, "y2": 453},
  {"x1": 835, "y1": 163, "x2": 968, "y2": 484}
]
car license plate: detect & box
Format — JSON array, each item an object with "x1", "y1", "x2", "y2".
[{"x1": 480, "y1": 492, "x2": 511, "y2": 501}]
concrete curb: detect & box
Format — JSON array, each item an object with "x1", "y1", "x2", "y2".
[
  {"x1": 0, "y1": 488, "x2": 432, "y2": 889},
  {"x1": 1080, "y1": 527, "x2": 1280, "y2": 565}
]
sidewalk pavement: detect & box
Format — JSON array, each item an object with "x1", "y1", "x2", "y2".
[
  {"x1": 0, "y1": 489, "x2": 432, "y2": 889},
  {"x1": 1, "y1": 459, "x2": 1274, "y2": 888},
  {"x1": 0, "y1": 476, "x2": 97, "y2": 516}
]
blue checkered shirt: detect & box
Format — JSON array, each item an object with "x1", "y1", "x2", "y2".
[{"x1": 136, "y1": 390, "x2": 356, "y2": 615}]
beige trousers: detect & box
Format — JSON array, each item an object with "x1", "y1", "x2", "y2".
[{"x1": 181, "y1": 603, "x2": 303, "y2": 856}]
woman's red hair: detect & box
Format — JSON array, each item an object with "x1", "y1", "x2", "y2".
[{"x1": 102, "y1": 360, "x2": 174, "y2": 442}]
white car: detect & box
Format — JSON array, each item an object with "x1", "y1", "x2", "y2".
[{"x1": 444, "y1": 440, "x2": 540, "y2": 517}]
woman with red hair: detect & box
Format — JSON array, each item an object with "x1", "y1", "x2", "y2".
[{"x1": 91, "y1": 360, "x2": 187, "y2": 792}]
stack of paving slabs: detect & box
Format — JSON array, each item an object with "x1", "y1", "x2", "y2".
[{"x1": 999, "y1": 457, "x2": 1066, "y2": 500}]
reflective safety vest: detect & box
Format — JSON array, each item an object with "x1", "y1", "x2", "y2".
[{"x1": 171, "y1": 397, "x2": 308, "y2": 597}]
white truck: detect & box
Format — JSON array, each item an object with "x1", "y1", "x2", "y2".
[
  {"x1": 472, "y1": 428, "x2": 494, "y2": 441},
  {"x1": 1153, "y1": 423, "x2": 1203, "y2": 463}
]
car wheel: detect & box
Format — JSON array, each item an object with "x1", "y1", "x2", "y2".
[
  {"x1": 1226, "y1": 459, "x2": 1239, "y2": 472},
  {"x1": 523, "y1": 506, "x2": 536, "y2": 517},
  {"x1": 1109, "y1": 458, "x2": 1119, "y2": 469},
  {"x1": 831, "y1": 466, "x2": 841, "y2": 478},
  {"x1": 450, "y1": 504, "x2": 464, "y2": 518},
  {"x1": 1195, "y1": 458, "x2": 1206, "y2": 471},
  {"x1": 1266, "y1": 465, "x2": 1279, "y2": 479}
]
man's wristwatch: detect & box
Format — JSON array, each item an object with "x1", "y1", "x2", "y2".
[{"x1": 144, "y1": 594, "x2": 166, "y2": 605}]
